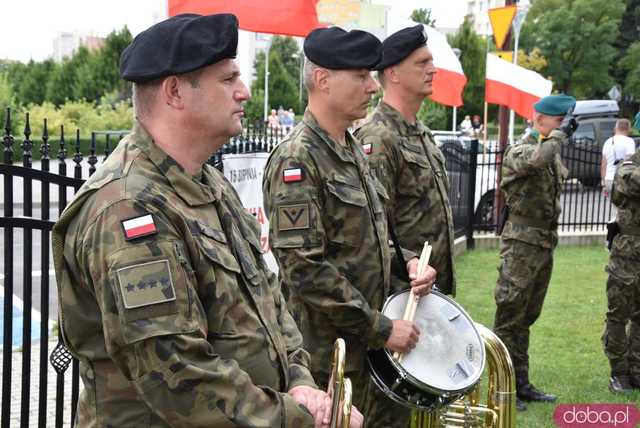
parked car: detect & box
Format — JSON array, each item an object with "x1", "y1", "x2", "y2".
[
  {"x1": 432, "y1": 131, "x2": 498, "y2": 227},
  {"x1": 562, "y1": 100, "x2": 620, "y2": 187}
]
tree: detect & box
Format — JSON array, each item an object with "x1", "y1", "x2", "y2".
[
  {"x1": 520, "y1": 0, "x2": 625, "y2": 97},
  {"x1": 410, "y1": 8, "x2": 437, "y2": 27},
  {"x1": 245, "y1": 36, "x2": 303, "y2": 122},
  {"x1": 620, "y1": 41, "x2": 640, "y2": 101},
  {"x1": 517, "y1": 48, "x2": 548, "y2": 73},
  {"x1": 613, "y1": 0, "x2": 640, "y2": 114},
  {"x1": 447, "y1": 17, "x2": 486, "y2": 118},
  {"x1": 7, "y1": 59, "x2": 55, "y2": 106}
]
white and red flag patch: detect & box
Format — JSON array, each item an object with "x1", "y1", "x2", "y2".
[
  {"x1": 363, "y1": 143, "x2": 372, "y2": 155},
  {"x1": 283, "y1": 168, "x2": 303, "y2": 183},
  {"x1": 122, "y1": 214, "x2": 157, "y2": 240}
]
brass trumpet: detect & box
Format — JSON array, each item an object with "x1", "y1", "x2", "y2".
[
  {"x1": 412, "y1": 324, "x2": 516, "y2": 428},
  {"x1": 328, "y1": 338, "x2": 353, "y2": 428}
]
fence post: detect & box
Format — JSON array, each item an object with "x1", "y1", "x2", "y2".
[{"x1": 465, "y1": 139, "x2": 479, "y2": 250}]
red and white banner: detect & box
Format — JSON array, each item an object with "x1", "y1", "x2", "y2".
[
  {"x1": 424, "y1": 25, "x2": 467, "y2": 107},
  {"x1": 168, "y1": 0, "x2": 323, "y2": 37},
  {"x1": 485, "y1": 53, "x2": 553, "y2": 119},
  {"x1": 223, "y1": 153, "x2": 278, "y2": 273}
]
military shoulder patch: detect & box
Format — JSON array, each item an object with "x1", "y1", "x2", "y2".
[
  {"x1": 116, "y1": 259, "x2": 176, "y2": 309},
  {"x1": 122, "y1": 214, "x2": 157, "y2": 240},
  {"x1": 278, "y1": 203, "x2": 310, "y2": 231},
  {"x1": 283, "y1": 167, "x2": 304, "y2": 183},
  {"x1": 363, "y1": 143, "x2": 372, "y2": 155}
]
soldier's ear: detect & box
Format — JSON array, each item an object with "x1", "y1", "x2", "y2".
[
  {"x1": 160, "y1": 76, "x2": 186, "y2": 110},
  {"x1": 315, "y1": 67, "x2": 331, "y2": 93}
]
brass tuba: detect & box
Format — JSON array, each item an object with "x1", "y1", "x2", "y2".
[
  {"x1": 328, "y1": 338, "x2": 353, "y2": 428},
  {"x1": 412, "y1": 324, "x2": 516, "y2": 428}
]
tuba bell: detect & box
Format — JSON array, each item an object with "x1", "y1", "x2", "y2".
[
  {"x1": 328, "y1": 338, "x2": 353, "y2": 428},
  {"x1": 412, "y1": 324, "x2": 516, "y2": 428}
]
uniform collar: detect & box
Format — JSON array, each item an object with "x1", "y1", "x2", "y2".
[
  {"x1": 376, "y1": 101, "x2": 427, "y2": 137},
  {"x1": 132, "y1": 121, "x2": 219, "y2": 206},
  {"x1": 302, "y1": 108, "x2": 358, "y2": 164}
]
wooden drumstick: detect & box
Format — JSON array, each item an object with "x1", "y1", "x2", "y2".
[{"x1": 393, "y1": 241, "x2": 432, "y2": 362}]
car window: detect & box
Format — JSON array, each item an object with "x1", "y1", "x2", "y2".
[
  {"x1": 572, "y1": 123, "x2": 595, "y2": 144},
  {"x1": 599, "y1": 121, "x2": 615, "y2": 140}
]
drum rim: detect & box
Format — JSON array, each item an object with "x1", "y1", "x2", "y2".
[{"x1": 381, "y1": 289, "x2": 486, "y2": 394}]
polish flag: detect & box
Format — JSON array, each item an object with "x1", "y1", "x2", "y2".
[
  {"x1": 424, "y1": 25, "x2": 467, "y2": 107},
  {"x1": 168, "y1": 0, "x2": 323, "y2": 37},
  {"x1": 122, "y1": 215, "x2": 157, "y2": 240},
  {"x1": 485, "y1": 54, "x2": 553, "y2": 119},
  {"x1": 283, "y1": 168, "x2": 303, "y2": 182}
]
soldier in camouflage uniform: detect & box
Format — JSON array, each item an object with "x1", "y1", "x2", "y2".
[
  {"x1": 493, "y1": 94, "x2": 577, "y2": 411},
  {"x1": 52, "y1": 14, "x2": 362, "y2": 427},
  {"x1": 263, "y1": 27, "x2": 436, "y2": 428},
  {"x1": 603, "y1": 151, "x2": 640, "y2": 393},
  {"x1": 355, "y1": 25, "x2": 456, "y2": 296}
]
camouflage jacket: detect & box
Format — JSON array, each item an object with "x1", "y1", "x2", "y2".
[
  {"x1": 500, "y1": 129, "x2": 569, "y2": 249},
  {"x1": 355, "y1": 101, "x2": 456, "y2": 295},
  {"x1": 52, "y1": 122, "x2": 316, "y2": 427},
  {"x1": 612, "y1": 151, "x2": 640, "y2": 232},
  {"x1": 262, "y1": 109, "x2": 399, "y2": 378}
]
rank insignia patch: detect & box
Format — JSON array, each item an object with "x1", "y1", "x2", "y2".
[
  {"x1": 363, "y1": 143, "x2": 372, "y2": 155},
  {"x1": 122, "y1": 214, "x2": 157, "y2": 240},
  {"x1": 283, "y1": 167, "x2": 303, "y2": 183},
  {"x1": 116, "y1": 259, "x2": 176, "y2": 309},
  {"x1": 278, "y1": 203, "x2": 310, "y2": 230}
]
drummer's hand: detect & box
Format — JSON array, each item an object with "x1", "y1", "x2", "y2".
[
  {"x1": 348, "y1": 405, "x2": 364, "y2": 428},
  {"x1": 406, "y1": 257, "x2": 437, "y2": 296},
  {"x1": 386, "y1": 320, "x2": 420, "y2": 353},
  {"x1": 288, "y1": 385, "x2": 332, "y2": 428}
]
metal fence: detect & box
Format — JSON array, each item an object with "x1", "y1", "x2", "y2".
[{"x1": 0, "y1": 109, "x2": 614, "y2": 427}]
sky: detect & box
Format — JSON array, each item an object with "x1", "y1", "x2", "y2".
[{"x1": 0, "y1": 0, "x2": 467, "y2": 63}]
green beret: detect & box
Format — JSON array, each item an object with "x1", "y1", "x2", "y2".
[
  {"x1": 533, "y1": 94, "x2": 577, "y2": 116},
  {"x1": 120, "y1": 14, "x2": 238, "y2": 83},
  {"x1": 374, "y1": 25, "x2": 427, "y2": 71}
]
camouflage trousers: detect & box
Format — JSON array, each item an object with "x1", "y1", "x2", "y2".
[
  {"x1": 314, "y1": 365, "x2": 411, "y2": 428},
  {"x1": 493, "y1": 239, "x2": 554, "y2": 385},
  {"x1": 602, "y1": 234, "x2": 640, "y2": 377}
]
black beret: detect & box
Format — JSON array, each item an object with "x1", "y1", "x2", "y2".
[
  {"x1": 304, "y1": 27, "x2": 381, "y2": 70},
  {"x1": 375, "y1": 25, "x2": 428, "y2": 71},
  {"x1": 120, "y1": 13, "x2": 238, "y2": 83}
]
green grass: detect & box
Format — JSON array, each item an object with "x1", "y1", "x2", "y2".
[{"x1": 451, "y1": 245, "x2": 640, "y2": 427}]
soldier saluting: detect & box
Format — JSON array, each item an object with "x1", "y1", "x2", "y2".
[
  {"x1": 263, "y1": 27, "x2": 436, "y2": 427},
  {"x1": 53, "y1": 14, "x2": 363, "y2": 428},
  {"x1": 492, "y1": 94, "x2": 577, "y2": 411}
]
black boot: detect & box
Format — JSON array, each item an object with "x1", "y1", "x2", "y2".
[
  {"x1": 517, "y1": 383, "x2": 558, "y2": 402},
  {"x1": 516, "y1": 398, "x2": 527, "y2": 411},
  {"x1": 609, "y1": 375, "x2": 633, "y2": 394}
]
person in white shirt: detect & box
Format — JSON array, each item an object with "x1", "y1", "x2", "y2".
[{"x1": 601, "y1": 119, "x2": 636, "y2": 198}]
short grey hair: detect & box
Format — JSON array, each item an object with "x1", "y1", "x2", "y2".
[
  {"x1": 303, "y1": 58, "x2": 320, "y2": 91},
  {"x1": 615, "y1": 118, "x2": 630, "y2": 133},
  {"x1": 132, "y1": 82, "x2": 160, "y2": 120}
]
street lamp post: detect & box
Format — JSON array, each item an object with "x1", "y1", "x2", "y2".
[
  {"x1": 452, "y1": 48, "x2": 462, "y2": 132},
  {"x1": 509, "y1": 1, "x2": 530, "y2": 143},
  {"x1": 291, "y1": 53, "x2": 303, "y2": 107}
]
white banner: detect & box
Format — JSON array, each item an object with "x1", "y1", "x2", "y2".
[{"x1": 223, "y1": 153, "x2": 279, "y2": 273}]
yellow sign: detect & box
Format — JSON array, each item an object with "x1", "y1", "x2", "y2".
[
  {"x1": 488, "y1": 6, "x2": 517, "y2": 50},
  {"x1": 493, "y1": 50, "x2": 513, "y2": 63}
]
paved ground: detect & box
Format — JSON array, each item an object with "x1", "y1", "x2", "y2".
[{"x1": 0, "y1": 338, "x2": 75, "y2": 427}]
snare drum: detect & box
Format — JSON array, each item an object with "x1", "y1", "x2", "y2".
[{"x1": 367, "y1": 290, "x2": 485, "y2": 411}]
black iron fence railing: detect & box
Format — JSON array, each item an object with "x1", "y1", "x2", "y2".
[{"x1": 0, "y1": 109, "x2": 614, "y2": 426}]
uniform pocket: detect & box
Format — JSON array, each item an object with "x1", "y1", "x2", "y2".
[{"x1": 325, "y1": 175, "x2": 368, "y2": 246}]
